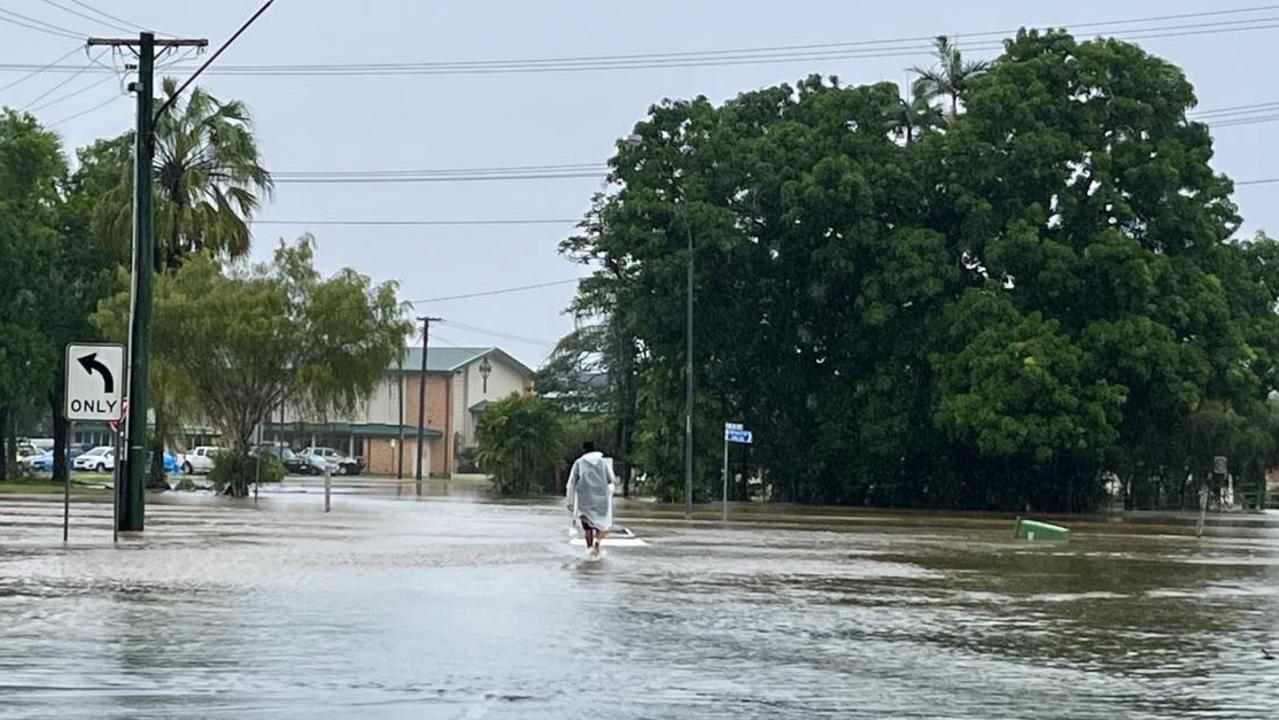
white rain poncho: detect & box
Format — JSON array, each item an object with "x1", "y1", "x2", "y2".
[{"x1": 566, "y1": 451, "x2": 615, "y2": 531}]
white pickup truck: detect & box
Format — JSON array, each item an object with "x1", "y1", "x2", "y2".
[{"x1": 180, "y1": 446, "x2": 223, "y2": 475}]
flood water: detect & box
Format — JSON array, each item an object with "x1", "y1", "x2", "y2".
[{"x1": 1, "y1": 485, "x2": 1277, "y2": 719}]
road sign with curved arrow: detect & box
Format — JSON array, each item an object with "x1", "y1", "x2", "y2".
[{"x1": 65, "y1": 343, "x2": 125, "y2": 422}]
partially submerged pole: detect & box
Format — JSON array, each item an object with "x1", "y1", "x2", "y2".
[{"x1": 324, "y1": 465, "x2": 331, "y2": 513}]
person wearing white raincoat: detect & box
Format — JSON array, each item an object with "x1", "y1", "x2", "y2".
[{"x1": 565, "y1": 441, "x2": 615, "y2": 557}]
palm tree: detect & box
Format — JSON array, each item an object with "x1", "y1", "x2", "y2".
[
  {"x1": 891, "y1": 79, "x2": 945, "y2": 145},
  {"x1": 95, "y1": 79, "x2": 272, "y2": 488},
  {"x1": 152, "y1": 77, "x2": 273, "y2": 270},
  {"x1": 911, "y1": 36, "x2": 991, "y2": 120}
]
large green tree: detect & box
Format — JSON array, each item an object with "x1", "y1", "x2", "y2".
[
  {"x1": 94, "y1": 236, "x2": 409, "y2": 496},
  {"x1": 0, "y1": 111, "x2": 62, "y2": 479},
  {"x1": 0, "y1": 111, "x2": 118, "y2": 483},
  {"x1": 564, "y1": 30, "x2": 1279, "y2": 511}
]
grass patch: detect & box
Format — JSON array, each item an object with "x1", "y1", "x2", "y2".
[{"x1": 0, "y1": 480, "x2": 111, "y2": 495}]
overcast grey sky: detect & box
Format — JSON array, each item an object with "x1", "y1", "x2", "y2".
[{"x1": 4, "y1": 1, "x2": 1276, "y2": 368}]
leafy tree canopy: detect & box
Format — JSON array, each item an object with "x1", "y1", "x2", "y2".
[
  {"x1": 561, "y1": 30, "x2": 1279, "y2": 510},
  {"x1": 93, "y1": 236, "x2": 410, "y2": 496}
]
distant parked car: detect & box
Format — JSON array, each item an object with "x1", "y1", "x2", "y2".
[
  {"x1": 180, "y1": 446, "x2": 222, "y2": 475},
  {"x1": 73, "y1": 446, "x2": 115, "y2": 473},
  {"x1": 16, "y1": 446, "x2": 47, "y2": 468},
  {"x1": 302, "y1": 447, "x2": 363, "y2": 476},
  {"x1": 252, "y1": 444, "x2": 328, "y2": 475},
  {"x1": 30, "y1": 453, "x2": 54, "y2": 473}
]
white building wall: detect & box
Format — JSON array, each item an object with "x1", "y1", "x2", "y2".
[
  {"x1": 273, "y1": 353, "x2": 528, "y2": 444},
  {"x1": 460, "y1": 356, "x2": 531, "y2": 446},
  {"x1": 361, "y1": 376, "x2": 402, "y2": 425},
  {"x1": 452, "y1": 370, "x2": 465, "y2": 449},
  {"x1": 279, "y1": 375, "x2": 402, "y2": 425}
]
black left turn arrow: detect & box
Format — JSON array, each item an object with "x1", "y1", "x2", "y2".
[{"x1": 77, "y1": 353, "x2": 114, "y2": 393}]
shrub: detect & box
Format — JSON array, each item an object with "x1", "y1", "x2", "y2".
[
  {"x1": 209, "y1": 452, "x2": 285, "y2": 496},
  {"x1": 475, "y1": 393, "x2": 564, "y2": 496}
]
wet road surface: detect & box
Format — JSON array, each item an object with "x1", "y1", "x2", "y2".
[{"x1": 1, "y1": 487, "x2": 1277, "y2": 719}]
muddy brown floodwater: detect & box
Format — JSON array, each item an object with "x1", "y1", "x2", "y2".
[{"x1": 1, "y1": 485, "x2": 1277, "y2": 719}]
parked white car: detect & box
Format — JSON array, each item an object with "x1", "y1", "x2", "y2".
[
  {"x1": 73, "y1": 446, "x2": 115, "y2": 473},
  {"x1": 180, "y1": 446, "x2": 223, "y2": 475},
  {"x1": 16, "y1": 445, "x2": 48, "y2": 468},
  {"x1": 301, "y1": 447, "x2": 363, "y2": 475}
]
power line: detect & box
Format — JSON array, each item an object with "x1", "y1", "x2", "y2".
[
  {"x1": 437, "y1": 319, "x2": 555, "y2": 348},
  {"x1": 63, "y1": 0, "x2": 148, "y2": 33},
  {"x1": 21, "y1": 48, "x2": 108, "y2": 111},
  {"x1": 47, "y1": 91, "x2": 122, "y2": 127},
  {"x1": 426, "y1": 331, "x2": 463, "y2": 348},
  {"x1": 120, "y1": 14, "x2": 1279, "y2": 75},
  {"x1": 408, "y1": 278, "x2": 582, "y2": 305},
  {"x1": 38, "y1": 0, "x2": 134, "y2": 34},
  {"x1": 154, "y1": 0, "x2": 273, "y2": 120},
  {"x1": 1211, "y1": 113, "x2": 1279, "y2": 127},
  {"x1": 0, "y1": 7, "x2": 84, "y2": 39},
  {"x1": 273, "y1": 161, "x2": 603, "y2": 177},
  {"x1": 200, "y1": 17, "x2": 1279, "y2": 76},
  {"x1": 0, "y1": 6, "x2": 93, "y2": 37},
  {"x1": 1193, "y1": 100, "x2": 1279, "y2": 117},
  {"x1": 0, "y1": 44, "x2": 82, "y2": 93},
  {"x1": 271, "y1": 171, "x2": 604, "y2": 184},
  {"x1": 28, "y1": 69, "x2": 117, "y2": 112},
  {"x1": 1236, "y1": 178, "x2": 1279, "y2": 186},
  {"x1": 251, "y1": 218, "x2": 579, "y2": 227},
  {"x1": 5, "y1": 8, "x2": 1279, "y2": 77}
]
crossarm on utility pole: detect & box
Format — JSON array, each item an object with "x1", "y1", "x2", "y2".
[{"x1": 87, "y1": 38, "x2": 207, "y2": 47}]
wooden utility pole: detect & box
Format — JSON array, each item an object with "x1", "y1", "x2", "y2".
[
  {"x1": 88, "y1": 33, "x2": 207, "y2": 532},
  {"x1": 396, "y1": 355, "x2": 405, "y2": 480},
  {"x1": 414, "y1": 316, "x2": 442, "y2": 489}
]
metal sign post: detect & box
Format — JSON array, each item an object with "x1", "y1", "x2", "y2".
[
  {"x1": 723, "y1": 423, "x2": 753, "y2": 522},
  {"x1": 109, "y1": 399, "x2": 126, "y2": 545},
  {"x1": 63, "y1": 421, "x2": 72, "y2": 543},
  {"x1": 111, "y1": 427, "x2": 122, "y2": 544},
  {"x1": 63, "y1": 343, "x2": 125, "y2": 543}
]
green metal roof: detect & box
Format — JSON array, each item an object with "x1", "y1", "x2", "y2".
[
  {"x1": 262, "y1": 421, "x2": 442, "y2": 439},
  {"x1": 391, "y1": 346, "x2": 533, "y2": 376}
]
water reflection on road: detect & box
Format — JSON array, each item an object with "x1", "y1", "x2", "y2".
[{"x1": 1, "y1": 486, "x2": 1277, "y2": 719}]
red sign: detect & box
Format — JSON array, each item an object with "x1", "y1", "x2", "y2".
[{"x1": 108, "y1": 399, "x2": 129, "y2": 433}]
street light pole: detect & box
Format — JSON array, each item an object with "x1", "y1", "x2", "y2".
[{"x1": 683, "y1": 213, "x2": 694, "y2": 519}]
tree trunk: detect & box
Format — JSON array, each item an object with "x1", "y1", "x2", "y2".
[
  {"x1": 146, "y1": 406, "x2": 169, "y2": 490},
  {"x1": 0, "y1": 405, "x2": 9, "y2": 481},
  {"x1": 48, "y1": 390, "x2": 68, "y2": 484},
  {"x1": 148, "y1": 433, "x2": 168, "y2": 490}
]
